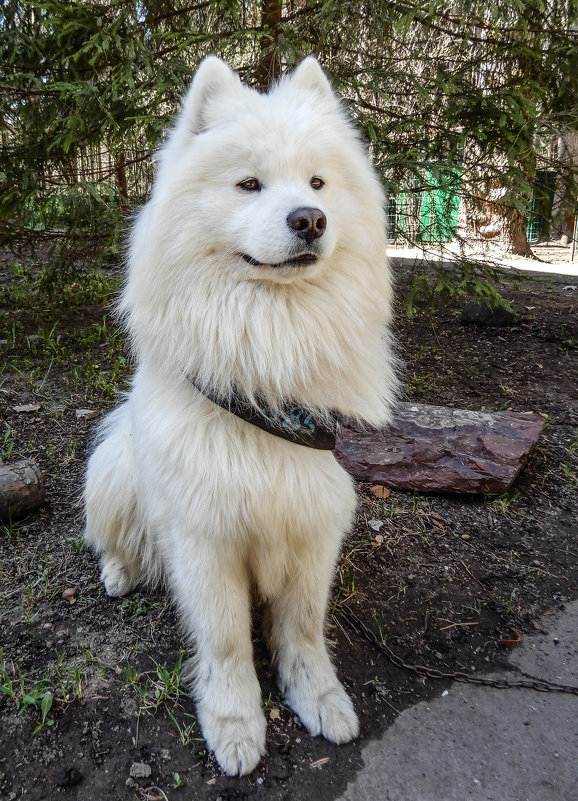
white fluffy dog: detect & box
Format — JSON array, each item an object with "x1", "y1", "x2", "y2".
[{"x1": 84, "y1": 56, "x2": 397, "y2": 776}]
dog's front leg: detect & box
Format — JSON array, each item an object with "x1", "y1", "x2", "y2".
[
  {"x1": 169, "y1": 536, "x2": 266, "y2": 776},
  {"x1": 270, "y1": 534, "x2": 359, "y2": 745}
]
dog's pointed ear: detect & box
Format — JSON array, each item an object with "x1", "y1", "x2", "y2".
[
  {"x1": 179, "y1": 56, "x2": 240, "y2": 135},
  {"x1": 287, "y1": 57, "x2": 336, "y2": 101}
]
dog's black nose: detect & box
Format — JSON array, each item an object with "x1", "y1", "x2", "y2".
[{"x1": 286, "y1": 207, "x2": 326, "y2": 244}]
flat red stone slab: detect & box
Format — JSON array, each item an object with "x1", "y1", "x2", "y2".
[{"x1": 334, "y1": 403, "x2": 545, "y2": 494}]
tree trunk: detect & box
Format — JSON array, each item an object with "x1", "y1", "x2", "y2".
[
  {"x1": 115, "y1": 151, "x2": 128, "y2": 214},
  {"x1": 552, "y1": 133, "x2": 578, "y2": 241},
  {"x1": 498, "y1": 203, "x2": 534, "y2": 256},
  {"x1": 254, "y1": 0, "x2": 283, "y2": 91}
]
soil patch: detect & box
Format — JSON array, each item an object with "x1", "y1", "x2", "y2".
[{"x1": 0, "y1": 250, "x2": 576, "y2": 801}]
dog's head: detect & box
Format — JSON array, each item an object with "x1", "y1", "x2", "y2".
[{"x1": 149, "y1": 56, "x2": 385, "y2": 285}]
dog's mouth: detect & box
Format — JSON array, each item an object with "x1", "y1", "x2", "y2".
[{"x1": 241, "y1": 253, "x2": 319, "y2": 268}]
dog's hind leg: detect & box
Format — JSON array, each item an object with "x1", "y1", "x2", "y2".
[
  {"x1": 269, "y1": 529, "x2": 359, "y2": 745},
  {"x1": 169, "y1": 534, "x2": 266, "y2": 777},
  {"x1": 84, "y1": 405, "x2": 145, "y2": 597}
]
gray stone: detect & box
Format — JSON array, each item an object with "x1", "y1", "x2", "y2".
[
  {"x1": 461, "y1": 298, "x2": 515, "y2": 326},
  {"x1": 129, "y1": 762, "x2": 151, "y2": 779}
]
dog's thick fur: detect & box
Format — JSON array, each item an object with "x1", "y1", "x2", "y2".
[{"x1": 84, "y1": 56, "x2": 397, "y2": 776}]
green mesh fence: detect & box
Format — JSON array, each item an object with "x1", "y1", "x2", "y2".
[
  {"x1": 388, "y1": 169, "x2": 556, "y2": 245},
  {"x1": 388, "y1": 170, "x2": 460, "y2": 243},
  {"x1": 526, "y1": 170, "x2": 557, "y2": 243}
]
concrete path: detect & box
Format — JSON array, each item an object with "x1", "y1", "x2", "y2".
[
  {"x1": 387, "y1": 244, "x2": 578, "y2": 278},
  {"x1": 338, "y1": 602, "x2": 578, "y2": 801}
]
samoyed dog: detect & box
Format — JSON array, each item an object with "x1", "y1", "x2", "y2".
[{"x1": 84, "y1": 55, "x2": 397, "y2": 776}]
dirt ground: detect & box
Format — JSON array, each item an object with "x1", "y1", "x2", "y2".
[{"x1": 0, "y1": 244, "x2": 576, "y2": 801}]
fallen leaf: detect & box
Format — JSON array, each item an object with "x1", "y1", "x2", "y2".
[
  {"x1": 431, "y1": 518, "x2": 445, "y2": 531},
  {"x1": 13, "y1": 403, "x2": 41, "y2": 413},
  {"x1": 497, "y1": 628, "x2": 521, "y2": 647},
  {"x1": 269, "y1": 708, "x2": 281, "y2": 721},
  {"x1": 371, "y1": 485, "x2": 390, "y2": 499},
  {"x1": 373, "y1": 534, "x2": 384, "y2": 547}
]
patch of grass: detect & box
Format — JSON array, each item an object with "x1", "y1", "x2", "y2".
[
  {"x1": 167, "y1": 709, "x2": 198, "y2": 748},
  {"x1": 0, "y1": 651, "x2": 85, "y2": 732},
  {"x1": 119, "y1": 650, "x2": 200, "y2": 750},
  {"x1": 1, "y1": 428, "x2": 15, "y2": 461},
  {"x1": 120, "y1": 593, "x2": 162, "y2": 623},
  {"x1": 122, "y1": 650, "x2": 188, "y2": 712},
  {"x1": 486, "y1": 492, "x2": 519, "y2": 516},
  {"x1": 1, "y1": 264, "x2": 128, "y2": 406},
  {"x1": 0, "y1": 263, "x2": 120, "y2": 312},
  {"x1": 559, "y1": 461, "x2": 577, "y2": 485}
]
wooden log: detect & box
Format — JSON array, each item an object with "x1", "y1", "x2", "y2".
[
  {"x1": 335, "y1": 403, "x2": 545, "y2": 494},
  {"x1": 0, "y1": 459, "x2": 45, "y2": 521}
]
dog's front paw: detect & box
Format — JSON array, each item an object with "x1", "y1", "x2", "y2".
[
  {"x1": 100, "y1": 555, "x2": 136, "y2": 597},
  {"x1": 286, "y1": 682, "x2": 359, "y2": 744},
  {"x1": 200, "y1": 710, "x2": 267, "y2": 776}
]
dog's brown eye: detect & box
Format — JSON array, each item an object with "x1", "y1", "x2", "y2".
[
  {"x1": 310, "y1": 176, "x2": 324, "y2": 190},
  {"x1": 238, "y1": 178, "x2": 261, "y2": 192}
]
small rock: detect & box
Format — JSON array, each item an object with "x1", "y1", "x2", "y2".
[
  {"x1": 130, "y1": 762, "x2": 151, "y2": 780},
  {"x1": 62, "y1": 587, "x2": 77, "y2": 604},
  {"x1": 368, "y1": 518, "x2": 384, "y2": 531},
  {"x1": 461, "y1": 299, "x2": 515, "y2": 327},
  {"x1": 13, "y1": 403, "x2": 41, "y2": 413},
  {"x1": 461, "y1": 534, "x2": 471, "y2": 541},
  {"x1": 371, "y1": 485, "x2": 390, "y2": 499},
  {"x1": 76, "y1": 408, "x2": 98, "y2": 421}
]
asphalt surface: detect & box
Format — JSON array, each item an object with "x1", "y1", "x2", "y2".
[{"x1": 338, "y1": 601, "x2": 578, "y2": 801}]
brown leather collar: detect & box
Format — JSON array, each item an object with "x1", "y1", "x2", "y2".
[{"x1": 190, "y1": 380, "x2": 338, "y2": 450}]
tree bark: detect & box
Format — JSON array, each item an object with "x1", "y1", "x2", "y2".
[
  {"x1": 498, "y1": 203, "x2": 534, "y2": 256},
  {"x1": 0, "y1": 460, "x2": 45, "y2": 521},
  {"x1": 115, "y1": 151, "x2": 128, "y2": 214},
  {"x1": 254, "y1": 0, "x2": 283, "y2": 91}
]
